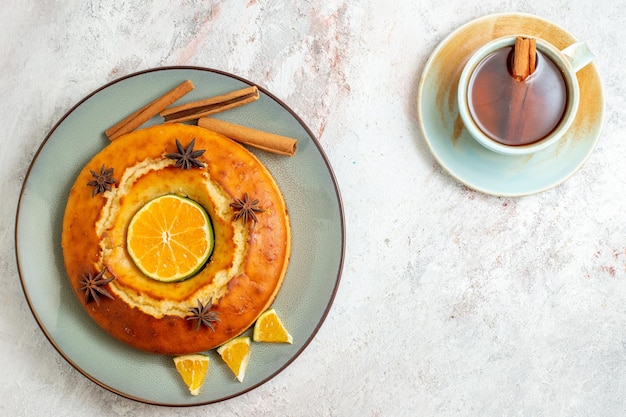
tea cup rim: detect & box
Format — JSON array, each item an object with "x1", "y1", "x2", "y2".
[{"x1": 457, "y1": 35, "x2": 581, "y2": 156}]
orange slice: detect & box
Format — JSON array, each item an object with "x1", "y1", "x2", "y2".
[
  {"x1": 252, "y1": 308, "x2": 293, "y2": 343},
  {"x1": 126, "y1": 194, "x2": 214, "y2": 282},
  {"x1": 173, "y1": 354, "x2": 209, "y2": 396},
  {"x1": 216, "y1": 336, "x2": 251, "y2": 382}
]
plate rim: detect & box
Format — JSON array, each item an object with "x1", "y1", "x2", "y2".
[
  {"x1": 416, "y1": 12, "x2": 605, "y2": 197},
  {"x1": 14, "y1": 65, "x2": 345, "y2": 406}
]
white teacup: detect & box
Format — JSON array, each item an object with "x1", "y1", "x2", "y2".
[{"x1": 457, "y1": 35, "x2": 594, "y2": 155}]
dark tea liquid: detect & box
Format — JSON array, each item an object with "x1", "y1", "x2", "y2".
[{"x1": 467, "y1": 47, "x2": 568, "y2": 146}]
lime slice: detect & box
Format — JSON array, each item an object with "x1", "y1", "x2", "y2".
[{"x1": 127, "y1": 194, "x2": 214, "y2": 282}]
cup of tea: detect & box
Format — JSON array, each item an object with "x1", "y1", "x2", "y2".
[{"x1": 457, "y1": 35, "x2": 594, "y2": 155}]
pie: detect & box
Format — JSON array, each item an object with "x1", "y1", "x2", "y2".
[{"x1": 61, "y1": 124, "x2": 291, "y2": 355}]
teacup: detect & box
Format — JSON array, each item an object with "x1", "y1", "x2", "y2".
[{"x1": 457, "y1": 35, "x2": 594, "y2": 155}]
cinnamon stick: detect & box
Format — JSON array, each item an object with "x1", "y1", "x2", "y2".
[
  {"x1": 511, "y1": 37, "x2": 536, "y2": 81},
  {"x1": 506, "y1": 37, "x2": 536, "y2": 143},
  {"x1": 160, "y1": 86, "x2": 259, "y2": 123},
  {"x1": 198, "y1": 117, "x2": 297, "y2": 157},
  {"x1": 106, "y1": 80, "x2": 194, "y2": 141}
]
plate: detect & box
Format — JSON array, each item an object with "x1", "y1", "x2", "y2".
[
  {"x1": 15, "y1": 67, "x2": 344, "y2": 405},
  {"x1": 417, "y1": 13, "x2": 604, "y2": 197}
]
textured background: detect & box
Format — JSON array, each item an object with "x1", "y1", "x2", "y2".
[{"x1": 2, "y1": 1, "x2": 626, "y2": 416}]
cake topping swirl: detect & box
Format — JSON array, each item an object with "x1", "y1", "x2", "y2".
[
  {"x1": 231, "y1": 193, "x2": 264, "y2": 226},
  {"x1": 165, "y1": 138, "x2": 206, "y2": 169},
  {"x1": 186, "y1": 299, "x2": 221, "y2": 331},
  {"x1": 87, "y1": 164, "x2": 116, "y2": 197},
  {"x1": 79, "y1": 268, "x2": 115, "y2": 305}
]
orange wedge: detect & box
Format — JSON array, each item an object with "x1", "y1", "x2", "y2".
[
  {"x1": 253, "y1": 308, "x2": 293, "y2": 344},
  {"x1": 126, "y1": 194, "x2": 213, "y2": 282},
  {"x1": 216, "y1": 336, "x2": 251, "y2": 382},
  {"x1": 173, "y1": 354, "x2": 209, "y2": 396}
]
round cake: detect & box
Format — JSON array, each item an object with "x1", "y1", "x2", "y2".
[{"x1": 62, "y1": 124, "x2": 291, "y2": 355}]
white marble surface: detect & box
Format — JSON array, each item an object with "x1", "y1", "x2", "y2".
[{"x1": 2, "y1": 1, "x2": 626, "y2": 416}]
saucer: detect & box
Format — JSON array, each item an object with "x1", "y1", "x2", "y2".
[{"x1": 417, "y1": 13, "x2": 604, "y2": 197}]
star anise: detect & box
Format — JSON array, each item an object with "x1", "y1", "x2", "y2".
[
  {"x1": 87, "y1": 164, "x2": 116, "y2": 197},
  {"x1": 230, "y1": 193, "x2": 264, "y2": 226},
  {"x1": 186, "y1": 299, "x2": 220, "y2": 331},
  {"x1": 165, "y1": 138, "x2": 206, "y2": 169},
  {"x1": 78, "y1": 268, "x2": 115, "y2": 305}
]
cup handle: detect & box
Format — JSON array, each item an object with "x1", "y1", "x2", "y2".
[{"x1": 561, "y1": 41, "x2": 594, "y2": 72}]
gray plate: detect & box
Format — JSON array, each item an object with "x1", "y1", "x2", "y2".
[{"x1": 15, "y1": 67, "x2": 344, "y2": 406}]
